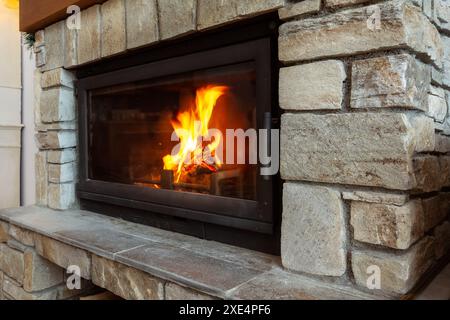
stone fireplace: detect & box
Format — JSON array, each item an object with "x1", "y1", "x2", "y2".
[{"x1": 0, "y1": 0, "x2": 449, "y2": 300}]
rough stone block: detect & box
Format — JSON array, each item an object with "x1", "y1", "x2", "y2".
[
  {"x1": 325, "y1": 0, "x2": 370, "y2": 7},
  {"x1": 422, "y1": 195, "x2": 448, "y2": 232},
  {"x1": 34, "y1": 234, "x2": 91, "y2": 279},
  {"x1": 48, "y1": 163, "x2": 76, "y2": 184},
  {"x1": 281, "y1": 183, "x2": 346, "y2": 276},
  {"x1": 279, "y1": 0, "x2": 321, "y2": 20},
  {"x1": 36, "y1": 131, "x2": 77, "y2": 150},
  {"x1": 92, "y1": 255, "x2": 164, "y2": 300},
  {"x1": 412, "y1": 156, "x2": 442, "y2": 192},
  {"x1": 434, "y1": 221, "x2": 450, "y2": 259},
  {"x1": 165, "y1": 282, "x2": 215, "y2": 300},
  {"x1": 158, "y1": 0, "x2": 196, "y2": 39},
  {"x1": 42, "y1": 21, "x2": 65, "y2": 71},
  {"x1": 34, "y1": 70, "x2": 43, "y2": 126},
  {"x1": 34, "y1": 30, "x2": 45, "y2": 49},
  {"x1": 101, "y1": 0, "x2": 126, "y2": 57},
  {"x1": 443, "y1": 36, "x2": 450, "y2": 87},
  {"x1": 47, "y1": 149, "x2": 77, "y2": 164},
  {"x1": 48, "y1": 183, "x2": 76, "y2": 210},
  {"x1": 0, "y1": 221, "x2": 8, "y2": 243},
  {"x1": 35, "y1": 152, "x2": 48, "y2": 206},
  {"x1": 23, "y1": 250, "x2": 64, "y2": 292},
  {"x1": 40, "y1": 88, "x2": 75, "y2": 123},
  {"x1": 8, "y1": 225, "x2": 34, "y2": 247},
  {"x1": 198, "y1": 0, "x2": 284, "y2": 30},
  {"x1": 409, "y1": 115, "x2": 436, "y2": 152},
  {"x1": 41, "y1": 69, "x2": 75, "y2": 89},
  {"x1": 3, "y1": 275, "x2": 85, "y2": 300},
  {"x1": 435, "y1": 134, "x2": 450, "y2": 153},
  {"x1": 2, "y1": 276, "x2": 54, "y2": 300},
  {"x1": 0, "y1": 244, "x2": 24, "y2": 284},
  {"x1": 78, "y1": 5, "x2": 101, "y2": 64},
  {"x1": 34, "y1": 47, "x2": 46, "y2": 69},
  {"x1": 342, "y1": 191, "x2": 408, "y2": 206},
  {"x1": 280, "y1": 60, "x2": 346, "y2": 110},
  {"x1": 281, "y1": 113, "x2": 431, "y2": 190},
  {"x1": 351, "y1": 54, "x2": 430, "y2": 111},
  {"x1": 439, "y1": 156, "x2": 450, "y2": 187},
  {"x1": 350, "y1": 200, "x2": 424, "y2": 250},
  {"x1": 279, "y1": 2, "x2": 443, "y2": 66},
  {"x1": 427, "y1": 86, "x2": 448, "y2": 123},
  {"x1": 64, "y1": 16, "x2": 78, "y2": 68},
  {"x1": 352, "y1": 237, "x2": 434, "y2": 294},
  {"x1": 0, "y1": 271, "x2": 3, "y2": 300},
  {"x1": 125, "y1": 0, "x2": 159, "y2": 49}
]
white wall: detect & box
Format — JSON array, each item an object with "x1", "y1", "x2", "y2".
[
  {"x1": 0, "y1": 5, "x2": 22, "y2": 208},
  {"x1": 21, "y1": 46, "x2": 36, "y2": 206}
]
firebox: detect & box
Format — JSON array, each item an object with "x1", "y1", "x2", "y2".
[{"x1": 76, "y1": 16, "x2": 280, "y2": 254}]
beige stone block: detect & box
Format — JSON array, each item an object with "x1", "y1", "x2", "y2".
[
  {"x1": 434, "y1": 221, "x2": 450, "y2": 259},
  {"x1": 41, "y1": 68, "x2": 75, "y2": 89},
  {"x1": 342, "y1": 191, "x2": 408, "y2": 206},
  {"x1": 422, "y1": 195, "x2": 448, "y2": 232},
  {"x1": 35, "y1": 151, "x2": 48, "y2": 206},
  {"x1": 40, "y1": 88, "x2": 75, "y2": 123},
  {"x1": 36, "y1": 131, "x2": 77, "y2": 150},
  {"x1": 34, "y1": 234, "x2": 91, "y2": 280},
  {"x1": 198, "y1": 0, "x2": 283, "y2": 30},
  {"x1": 23, "y1": 250, "x2": 64, "y2": 292},
  {"x1": 351, "y1": 54, "x2": 430, "y2": 111},
  {"x1": 412, "y1": 156, "x2": 442, "y2": 192},
  {"x1": 48, "y1": 183, "x2": 76, "y2": 210},
  {"x1": 41, "y1": 21, "x2": 65, "y2": 71},
  {"x1": 280, "y1": 60, "x2": 346, "y2": 110},
  {"x1": 279, "y1": 2, "x2": 443, "y2": 67},
  {"x1": 78, "y1": 5, "x2": 101, "y2": 64},
  {"x1": 435, "y1": 134, "x2": 450, "y2": 153},
  {"x1": 64, "y1": 16, "x2": 78, "y2": 68},
  {"x1": 47, "y1": 149, "x2": 77, "y2": 164},
  {"x1": 165, "y1": 282, "x2": 215, "y2": 300},
  {"x1": 101, "y1": 0, "x2": 126, "y2": 57},
  {"x1": 92, "y1": 255, "x2": 164, "y2": 300},
  {"x1": 280, "y1": 113, "x2": 429, "y2": 190},
  {"x1": 0, "y1": 244, "x2": 24, "y2": 284},
  {"x1": 325, "y1": 0, "x2": 370, "y2": 7},
  {"x1": 427, "y1": 86, "x2": 448, "y2": 123},
  {"x1": 279, "y1": 0, "x2": 321, "y2": 20},
  {"x1": 282, "y1": 183, "x2": 346, "y2": 276},
  {"x1": 350, "y1": 200, "x2": 424, "y2": 250},
  {"x1": 125, "y1": 0, "x2": 159, "y2": 49},
  {"x1": 8, "y1": 225, "x2": 34, "y2": 247},
  {"x1": 0, "y1": 221, "x2": 8, "y2": 243},
  {"x1": 48, "y1": 163, "x2": 76, "y2": 184},
  {"x1": 352, "y1": 237, "x2": 435, "y2": 294},
  {"x1": 158, "y1": 0, "x2": 196, "y2": 39}
]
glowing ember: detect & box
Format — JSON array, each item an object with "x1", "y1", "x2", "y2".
[{"x1": 163, "y1": 85, "x2": 228, "y2": 183}]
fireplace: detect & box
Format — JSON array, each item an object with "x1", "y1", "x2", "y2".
[{"x1": 75, "y1": 17, "x2": 280, "y2": 254}]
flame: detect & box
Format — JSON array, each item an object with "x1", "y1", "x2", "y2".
[{"x1": 163, "y1": 85, "x2": 228, "y2": 183}]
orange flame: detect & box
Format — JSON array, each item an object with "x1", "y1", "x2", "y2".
[{"x1": 163, "y1": 85, "x2": 228, "y2": 182}]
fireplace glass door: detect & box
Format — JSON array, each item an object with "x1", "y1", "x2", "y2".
[{"x1": 88, "y1": 63, "x2": 257, "y2": 201}]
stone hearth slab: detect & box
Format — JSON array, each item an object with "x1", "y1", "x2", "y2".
[
  {"x1": 115, "y1": 244, "x2": 265, "y2": 296},
  {"x1": 53, "y1": 229, "x2": 147, "y2": 259},
  {"x1": 0, "y1": 206, "x2": 389, "y2": 300}
]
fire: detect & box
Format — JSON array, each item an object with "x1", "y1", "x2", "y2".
[{"x1": 163, "y1": 85, "x2": 228, "y2": 183}]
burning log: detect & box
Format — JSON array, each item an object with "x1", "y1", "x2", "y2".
[{"x1": 161, "y1": 169, "x2": 174, "y2": 190}]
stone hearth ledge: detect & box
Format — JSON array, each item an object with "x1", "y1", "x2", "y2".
[{"x1": 0, "y1": 206, "x2": 389, "y2": 300}]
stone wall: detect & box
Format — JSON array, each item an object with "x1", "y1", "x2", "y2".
[
  {"x1": 27, "y1": 0, "x2": 450, "y2": 299},
  {"x1": 0, "y1": 220, "x2": 215, "y2": 300}
]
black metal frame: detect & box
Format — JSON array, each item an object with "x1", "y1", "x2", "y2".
[{"x1": 76, "y1": 14, "x2": 280, "y2": 254}]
